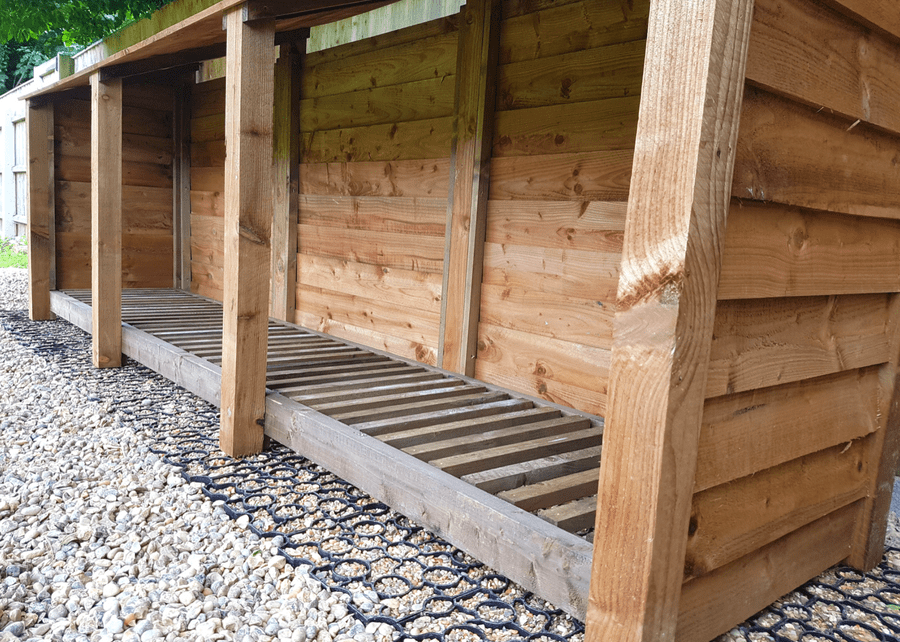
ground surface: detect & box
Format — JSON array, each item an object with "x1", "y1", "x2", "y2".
[{"x1": 2, "y1": 267, "x2": 900, "y2": 642}]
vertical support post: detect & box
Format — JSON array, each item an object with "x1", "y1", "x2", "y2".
[
  {"x1": 438, "y1": 0, "x2": 501, "y2": 377},
  {"x1": 26, "y1": 99, "x2": 55, "y2": 321},
  {"x1": 173, "y1": 72, "x2": 193, "y2": 291},
  {"x1": 91, "y1": 73, "x2": 123, "y2": 368},
  {"x1": 848, "y1": 294, "x2": 900, "y2": 568},
  {"x1": 270, "y1": 40, "x2": 303, "y2": 322},
  {"x1": 585, "y1": 1, "x2": 754, "y2": 641},
  {"x1": 220, "y1": 5, "x2": 276, "y2": 457}
]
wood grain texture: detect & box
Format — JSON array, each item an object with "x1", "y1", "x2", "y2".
[
  {"x1": 173, "y1": 75, "x2": 193, "y2": 290},
  {"x1": 718, "y1": 200, "x2": 900, "y2": 299},
  {"x1": 585, "y1": 0, "x2": 754, "y2": 640},
  {"x1": 440, "y1": 0, "x2": 501, "y2": 376},
  {"x1": 489, "y1": 151, "x2": 632, "y2": 201},
  {"x1": 732, "y1": 86, "x2": 900, "y2": 219},
  {"x1": 219, "y1": 9, "x2": 275, "y2": 457},
  {"x1": 300, "y1": 159, "x2": 450, "y2": 198},
  {"x1": 676, "y1": 501, "x2": 859, "y2": 642},
  {"x1": 819, "y1": 0, "x2": 900, "y2": 41},
  {"x1": 27, "y1": 100, "x2": 55, "y2": 321},
  {"x1": 747, "y1": 0, "x2": 900, "y2": 136},
  {"x1": 90, "y1": 73, "x2": 123, "y2": 369},
  {"x1": 271, "y1": 43, "x2": 302, "y2": 321},
  {"x1": 300, "y1": 194, "x2": 447, "y2": 235},
  {"x1": 302, "y1": 116, "x2": 453, "y2": 163},
  {"x1": 298, "y1": 223, "x2": 444, "y2": 273},
  {"x1": 706, "y1": 294, "x2": 893, "y2": 398},
  {"x1": 485, "y1": 200, "x2": 626, "y2": 251},
  {"x1": 697, "y1": 367, "x2": 881, "y2": 492}
]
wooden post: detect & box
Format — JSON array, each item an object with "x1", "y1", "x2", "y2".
[
  {"x1": 26, "y1": 100, "x2": 55, "y2": 321},
  {"x1": 90, "y1": 73, "x2": 123, "y2": 368},
  {"x1": 270, "y1": 40, "x2": 302, "y2": 322},
  {"x1": 585, "y1": 1, "x2": 755, "y2": 641},
  {"x1": 220, "y1": 4, "x2": 276, "y2": 457},
  {"x1": 173, "y1": 72, "x2": 193, "y2": 291},
  {"x1": 438, "y1": 0, "x2": 501, "y2": 377}
]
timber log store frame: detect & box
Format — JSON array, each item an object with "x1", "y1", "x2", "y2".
[{"x1": 23, "y1": 0, "x2": 900, "y2": 639}]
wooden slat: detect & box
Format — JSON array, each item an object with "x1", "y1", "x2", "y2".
[
  {"x1": 57, "y1": 154, "x2": 173, "y2": 189},
  {"x1": 686, "y1": 438, "x2": 870, "y2": 581},
  {"x1": 356, "y1": 397, "x2": 533, "y2": 437},
  {"x1": 280, "y1": 371, "x2": 446, "y2": 397},
  {"x1": 302, "y1": 116, "x2": 453, "y2": 163},
  {"x1": 493, "y1": 97, "x2": 639, "y2": 157},
  {"x1": 537, "y1": 495, "x2": 596, "y2": 533},
  {"x1": 485, "y1": 199, "x2": 626, "y2": 251},
  {"x1": 300, "y1": 159, "x2": 450, "y2": 198},
  {"x1": 432, "y1": 426, "x2": 600, "y2": 477},
  {"x1": 271, "y1": 42, "x2": 302, "y2": 322},
  {"x1": 57, "y1": 182, "x2": 173, "y2": 234},
  {"x1": 676, "y1": 501, "x2": 859, "y2": 642},
  {"x1": 718, "y1": 200, "x2": 900, "y2": 299},
  {"x1": 331, "y1": 390, "x2": 503, "y2": 424},
  {"x1": 173, "y1": 74, "x2": 193, "y2": 290},
  {"x1": 586, "y1": 1, "x2": 754, "y2": 640},
  {"x1": 746, "y1": 0, "x2": 900, "y2": 137},
  {"x1": 310, "y1": 383, "x2": 473, "y2": 413},
  {"x1": 219, "y1": 9, "x2": 275, "y2": 457},
  {"x1": 696, "y1": 367, "x2": 881, "y2": 492},
  {"x1": 27, "y1": 100, "x2": 55, "y2": 320},
  {"x1": 497, "y1": 39, "x2": 645, "y2": 111},
  {"x1": 55, "y1": 125, "x2": 172, "y2": 165},
  {"x1": 439, "y1": 0, "x2": 501, "y2": 376},
  {"x1": 732, "y1": 86, "x2": 900, "y2": 220},
  {"x1": 498, "y1": 468, "x2": 600, "y2": 512},
  {"x1": 298, "y1": 224, "x2": 444, "y2": 273},
  {"x1": 819, "y1": 0, "x2": 900, "y2": 41},
  {"x1": 299, "y1": 194, "x2": 447, "y2": 235},
  {"x1": 462, "y1": 445, "x2": 602, "y2": 495},
  {"x1": 706, "y1": 294, "x2": 892, "y2": 398},
  {"x1": 294, "y1": 378, "x2": 460, "y2": 405},
  {"x1": 90, "y1": 73, "x2": 123, "y2": 369}
]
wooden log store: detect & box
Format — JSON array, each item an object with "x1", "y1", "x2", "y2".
[{"x1": 23, "y1": 0, "x2": 900, "y2": 639}]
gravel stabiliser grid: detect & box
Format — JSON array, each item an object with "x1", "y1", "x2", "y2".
[{"x1": 3, "y1": 307, "x2": 900, "y2": 642}]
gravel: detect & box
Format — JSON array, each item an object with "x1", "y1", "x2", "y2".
[{"x1": 3, "y1": 265, "x2": 900, "y2": 642}]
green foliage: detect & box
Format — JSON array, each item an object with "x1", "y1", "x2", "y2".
[{"x1": 0, "y1": 237, "x2": 27, "y2": 269}]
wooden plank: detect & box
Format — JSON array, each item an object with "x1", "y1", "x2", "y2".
[
  {"x1": 706, "y1": 294, "x2": 893, "y2": 398},
  {"x1": 499, "y1": 0, "x2": 649, "y2": 64},
  {"x1": 271, "y1": 42, "x2": 302, "y2": 322},
  {"x1": 302, "y1": 116, "x2": 453, "y2": 163},
  {"x1": 55, "y1": 125, "x2": 173, "y2": 165},
  {"x1": 27, "y1": 100, "x2": 55, "y2": 321},
  {"x1": 191, "y1": 112, "x2": 225, "y2": 143},
  {"x1": 676, "y1": 501, "x2": 859, "y2": 642},
  {"x1": 486, "y1": 199, "x2": 626, "y2": 252},
  {"x1": 432, "y1": 426, "x2": 601, "y2": 477},
  {"x1": 219, "y1": 9, "x2": 275, "y2": 457},
  {"x1": 462, "y1": 445, "x2": 602, "y2": 495},
  {"x1": 300, "y1": 159, "x2": 451, "y2": 198},
  {"x1": 747, "y1": 0, "x2": 900, "y2": 136},
  {"x1": 493, "y1": 96, "x2": 640, "y2": 157},
  {"x1": 586, "y1": 0, "x2": 754, "y2": 640},
  {"x1": 56, "y1": 154, "x2": 173, "y2": 189},
  {"x1": 56, "y1": 98, "x2": 172, "y2": 138},
  {"x1": 299, "y1": 76, "x2": 454, "y2": 131},
  {"x1": 90, "y1": 73, "x2": 123, "y2": 369},
  {"x1": 719, "y1": 200, "x2": 900, "y2": 299},
  {"x1": 697, "y1": 366, "x2": 881, "y2": 492},
  {"x1": 404, "y1": 416, "x2": 591, "y2": 462},
  {"x1": 299, "y1": 194, "x2": 447, "y2": 235},
  {"x1": 537, "y1": 495, "x2": 596, "y2": 533},
  {"x1": 818, "y1": 0, "x2": 900, "y2": 42},
  {"x1": 173, "y1": 74, "x2": 192, "y2": 290},
  {"x1": 280, "y1": 370, "x2": 446, "y2": 397},
  {"x1": 498, "y1": 467, "x2": 600, "y2": 512},
  {"x1": 356, "y1": 397, "x2": 533, "y2": 437},
  {"x1": 439, "y1": 0, "x2": 501, "y2": 376},
  {"x1": 732, "y1": 86, "x2": 900, "y2": 219},
  {"x1": 298, "y1": 224, "x2": 444, "y2": 273},
  {"x1": 302, "y1": 30, "x2": 458, "y2": 98},
  {"x1": 311, "y1": 383, "x2": 475, "y2": 414},
  {"x1": 686, "y1": 438, "x2": 870, "y2": 581},
  {"x1": 293, "y1": 378, "x2": 463, "y2": 405},
  {"x1": 297, "y1": 254, "x2": 443, "y2": 315},
  {"x1": 331, "y1": 390, "x2": 505, "y2": 424},
  {"x1": 57, "y1": 182, "x2": 173, "y2": 234},
  {"x1": 498, "y1": 39, "x2": 644, "y2": 111},
  {"x1": 488, "y1": 151, "x2": 632, "y2": 202}
]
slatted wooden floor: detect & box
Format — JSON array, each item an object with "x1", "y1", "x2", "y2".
[{"x1": 52, "y1": 288, "x2": 601, "y2": 618}]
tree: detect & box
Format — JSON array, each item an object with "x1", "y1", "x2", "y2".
[{"x1": 0, "y1": 0, "x2": 172, "y2": 92}]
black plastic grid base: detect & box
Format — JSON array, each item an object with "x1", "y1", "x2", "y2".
[{"x1": 3, "y1": 308, "x2": 900, "y2": 642}]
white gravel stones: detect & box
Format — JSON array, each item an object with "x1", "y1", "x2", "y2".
[{"x1": 0, "y1": 270, "x2": 369, "y2": 642}]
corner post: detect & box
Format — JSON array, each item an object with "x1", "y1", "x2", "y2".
[
  {"x1": 26, "y1": 99, "x2": 55, "y2": 320},
  {"x1": 220, "y1": 4, "x2": 276, "y2": 457},
  {"x1": 438, "y1": 0, "x2": 501, "y2": 376},
  {"x1": 270, "y1": 39, "x2": 303, "y2": 322},
  {"x1": 586, "y1": 0, "x2": 755, "y2": 640},
  {"x1": 90, "y1": 73, "x2": 123, "y2": 368}
]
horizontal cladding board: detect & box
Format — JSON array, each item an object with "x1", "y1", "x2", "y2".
[
  {"x1": 56, "y1": 125, "x2": 173, "y2": 166},
  {"x1": 55, "y1": 98, "x2": 172, "y2": 138},
  {"x1": 489, "y1": 151, "x2": 632, "y2": 201},
  {"x1": 719, "y1": 200, "x2": 900, "y2": 299},
  {"x1": 56, "y1": 181, "x2": 173, "y2": 233},
  {"x1": 697, "y1": 366, "x2": 882, "y2": 492},
  {"x1": 299, "y1": 195, "x2": 446, "y2": 236},
  {"x1": 747, "y1": 0, "x2": 900, "y2": 136},
  {"x1": 300, "y1": 160, "x2": 450, "y2": 198},
  {"x1": 497, "y1": 39, "x2": 645, "y2": 111},
  {"x1": 732, "y1": 86, "x2": 900, "y2": 219},
  {"x1": 499, "y1": 0, "x2": 649, "y2": 65},
  {"x1": 706, "y1": 293, "x2": 892, "y2": 398},
  {"x1": 57, "y1": 156, "x2": 172, "y2": 189},
  {"x1": 302, "y1": 116, "x2": 453, "y2": 163},
  {"x1": 298, "y1": 224, "x2": 444, "y2": 273},
  {"x1": 485, "y1": 199, "x2": 625, "y2": 252}
]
